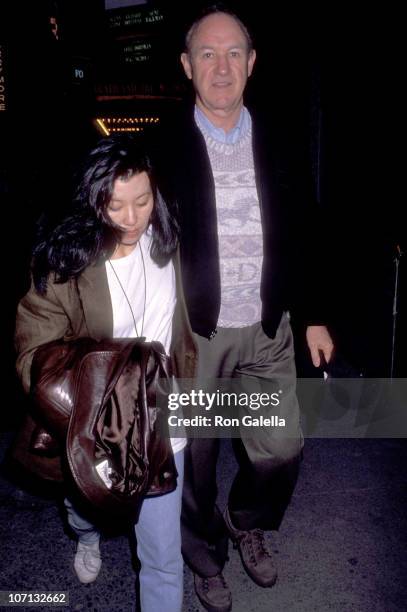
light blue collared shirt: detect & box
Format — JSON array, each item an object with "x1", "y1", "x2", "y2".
[{"x1": 194, "y1": 105, "x2": 251, "y2": 144}]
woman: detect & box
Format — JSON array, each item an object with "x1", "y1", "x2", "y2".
[{"x1": 15, "y1": 135, "x2": 196, "y2": 611}]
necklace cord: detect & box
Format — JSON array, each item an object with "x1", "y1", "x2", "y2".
[{"x1": 108, "y1": 241, "x2": 146, "y2": 338}]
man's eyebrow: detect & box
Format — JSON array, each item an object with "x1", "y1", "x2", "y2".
[{"x1": 194, "y1": 43, "x2": 246, "y2": 51}]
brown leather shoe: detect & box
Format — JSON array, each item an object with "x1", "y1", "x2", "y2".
[
  {"x1": 194, "y1": 572, "x2": 232, "y2": 612},
  {"x1": 224, "y1": 506, "x2": 277, "y2": 588}
]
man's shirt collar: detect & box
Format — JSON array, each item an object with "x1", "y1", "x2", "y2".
[{"x1": 194, "y1": 105, "x2": 251, "y2": 144}]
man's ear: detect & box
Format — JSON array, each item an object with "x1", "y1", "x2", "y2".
[
  {"x1": 248, "y1": 49, "x2": 256, "y2": 77},
  {"x1": 180, "y1": 52, "x2": 193, "y2": 80}
]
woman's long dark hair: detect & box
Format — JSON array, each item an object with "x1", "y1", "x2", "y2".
[{"x1": 32, "y1": 134, "x2": 178, "y2": 294}]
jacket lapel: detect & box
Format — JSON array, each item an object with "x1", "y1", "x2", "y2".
[{"x1": 77, "y1": 261, "x2": 113, "y2": 339}]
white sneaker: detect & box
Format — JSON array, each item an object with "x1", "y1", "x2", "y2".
[{"x1": 74, "y1": 540, "x2": 102, "y2": 584}]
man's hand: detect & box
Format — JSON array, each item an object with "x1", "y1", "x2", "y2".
[{"x1": 306, "y1": 325, "x2": 334, "y2": 368}]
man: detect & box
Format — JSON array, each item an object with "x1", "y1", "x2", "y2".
[{"x1": 156, "y1": 5, "x2": 334, "y2": 611}]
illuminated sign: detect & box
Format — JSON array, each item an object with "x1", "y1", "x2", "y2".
[
  {"x1": 122, "y1": 39, "x2": 152, "y2": 64},
  {"x1": 0, "y1": 44, "x2": 6, "y2": 111},
  {"x1": 71, "y1": 57, "x2": 91, "y2": 86},
  {"x1": 95, "y1": 116, "x2": 160, "y2": 135},
  {"x1": 145, "y1": 9, "x2": 163, "y2": 24},
  {"x1": 108, "y1": 7, "x2": 164, "y2": 30}
]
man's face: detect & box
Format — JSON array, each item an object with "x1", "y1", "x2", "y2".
[{"x1": 181, "y1": 13, "x2": 256, "y2": 128}]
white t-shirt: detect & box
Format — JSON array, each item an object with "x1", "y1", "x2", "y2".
[{"x1": 106, "y1": 230, "x2": 185, "y2": 453}]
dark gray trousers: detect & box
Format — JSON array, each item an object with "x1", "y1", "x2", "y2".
[{"x1": 181, "y1": 314, "x2": 303, "y2": 577}]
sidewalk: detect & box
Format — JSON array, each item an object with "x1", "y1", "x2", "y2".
[{"x1": 1, "y1": 432, "x2": 406, "y2": 612}]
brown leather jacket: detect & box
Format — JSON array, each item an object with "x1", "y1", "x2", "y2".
[{"x1": 30, "y1": 336, "x2": 177, "y2": 519}]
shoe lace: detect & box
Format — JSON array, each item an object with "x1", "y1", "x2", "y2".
[
  {"x1": 241, "y1": 529, "x2": 271, "y2": 565},
  {"x1": 203, "y1": 574, "x2": 228, "y2": 592},
  {"x1": 252, "y1": 529, "x2": 272, "y2": 559}
]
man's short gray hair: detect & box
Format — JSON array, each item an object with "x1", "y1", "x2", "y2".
[{"x1": 184, "y1": 3, "x2": 254, "y2": 53}]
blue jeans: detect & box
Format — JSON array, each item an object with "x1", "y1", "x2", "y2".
[{"x1": 65, "y1": 450, "x2": 184, "y2": 612}]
